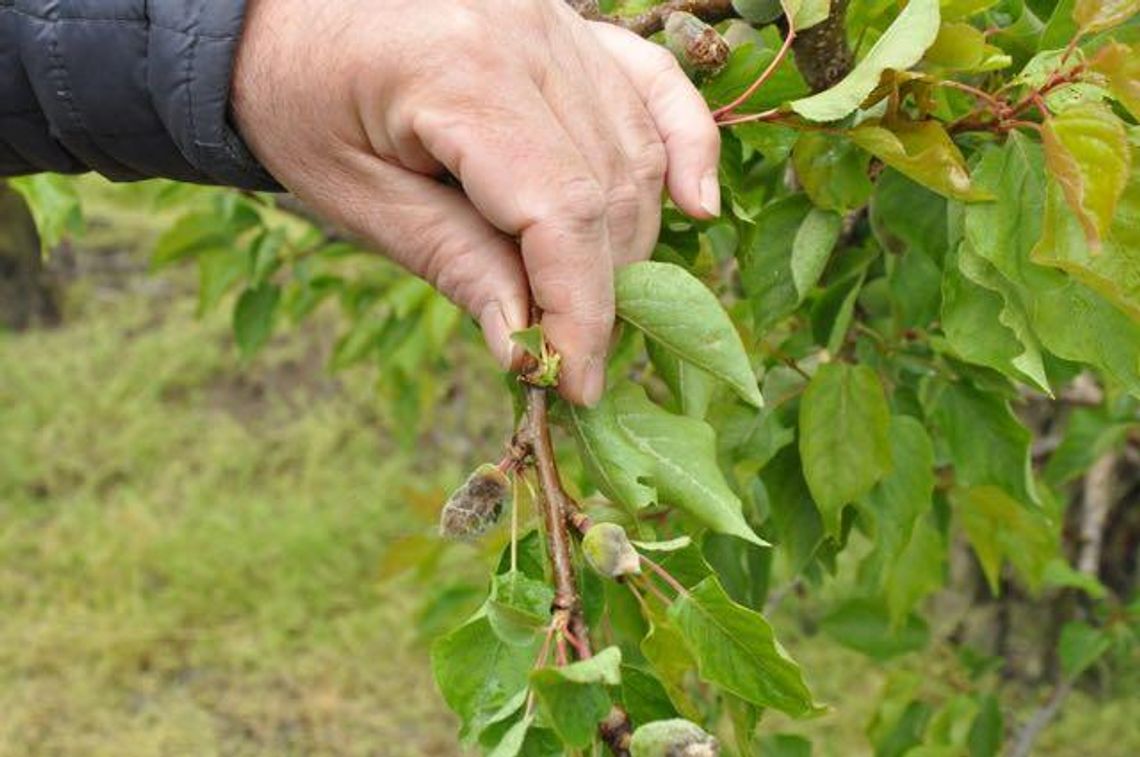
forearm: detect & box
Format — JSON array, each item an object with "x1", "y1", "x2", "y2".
[{"x1": 0, "y1": 0, "x2": 277, "y2": 189}]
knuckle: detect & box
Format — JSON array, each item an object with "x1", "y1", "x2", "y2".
[
  {"x1": 630, "y1": 140, "x2": 668, "y2": 187},
  {"x1": 607, "y1": 180, "x2": 641, "y2": 231},
  {"x1": 551, "y1": 176, "x2": 608, "y2": 229}
]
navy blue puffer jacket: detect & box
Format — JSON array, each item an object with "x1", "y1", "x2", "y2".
[{"x1": 0, "y1": 0, "x2": 278, "y2": 190}]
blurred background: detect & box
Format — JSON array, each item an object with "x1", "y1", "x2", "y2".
[{"x1": 1, "y1": 177, "x2": 1137, "y2": 756}]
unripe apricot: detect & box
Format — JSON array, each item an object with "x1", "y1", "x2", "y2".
[
  {"x1": 582, "y1": 522, "x2": 641, "y2": 579},
  {"x1": 630, "y1": 719, "x2": 719, "y2": 757}
]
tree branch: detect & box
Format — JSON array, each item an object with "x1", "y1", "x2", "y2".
[
  {"x1": 522, "y1": 384, "x2": 632, "y2": 756},
  {"x1": 575, "y1": 0, "x2": 737, "y2": 37},
  {"x1": 790, "y1": 0, "x2": 854, "y2": 92}
]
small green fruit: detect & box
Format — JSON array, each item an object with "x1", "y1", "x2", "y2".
[
  {"x1": 581, "y1": 522, "x2": 641, "y2": 579},
  {"x1": 439, "y1": 463, "x2": 509, "y2": 540},
  {"x1": 630, "y1": 718, "x2": 719, "y2": 757}
]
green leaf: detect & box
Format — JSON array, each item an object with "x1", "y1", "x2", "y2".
[
  {"x1": 733, "y1": 0, "x2": 785, "y2": 24},
  {"x1": 1034, "y1": 127, "x2": 1140, "y2": 324},
  {"x1": 620, "y1": 665, "x2": 679, "y2": 725},
  {"x1": 1092, "y1": 42, "x2": 1140, "y2": 121},
  {"x1": 9, "y1": 173, "x2": 83, "y2": 250},
  {"x1": 792, "y1": 133, "x2": 874, "y2": 213},
  {"x1": 793, "y1": 207, "x2": 844, "y2": 297},
  {"x1": 647, "y1": 339, "x2": 715, "y2": 419},
  {"x1": 848, "y1": 119, "x2": 991, "y2": 201},
  {"x1": 566, "y1": 384, "x2": 767, "y2": 545},
  {"x1": 431, "y1": 614, "x2": 537, "y2": 742},
  {"x1": 924, "y1": 22, "x2": 1012, "y2": 71},
  {"x1": 488, "y1": 571, "x2": 554, "y2": 646},
  {"x1": 1041, "y1": 102, "x2": 1131, "y2": 250},
  {"x1": 968, "y1": 694, "x2": 1003, "y2": 757},
  {"x1": 930, "y1": 381, "x2": 1039, "y2": 507},
  {"x1": 939, "y1": 0, "x2": 1001, "y2": 20},
  {"x1": 703, "y1": 36, "x2": 809, "y2": 114},
  {"x1": 669, "y1": 577, "x2": 820, "y2": 717},
  {"x1": 1042, "y1": 558, "x2": 1109, "y2": 599},
  {"x1": 759, "y1": 733, "x2": 814, "y2": 757},
  {"x1": 153, "y1": 212, "x2": 234, "y2": 268},
  {"x1": 819, "y1": 597, "x2": 930, "y2": 660},
  {"x1": 530, "y1": 647, "x2": 622, "y2": 749},
  {"x1": 953, "y1": 485, "x2": 1057, "y2": 594},
  {"x1": 487, "y1": 714, "x2": 534, "y2": 757},
  {"x1": 631, "y1": 536, "x2": 693, "y2": 552},
  {"x1": 565, "y1": 389, "x2": 657, "y2": 515},
  {"x1": 1044, "y1": 407, "x2": 1135, "y2": 486},
  {"x1": 941, "y1": 240, "x2": 1051, "y2": 392},
  {"x1": 233, "y1": 283, "x2": 281, "y2": 358},
  {"x1": 616, "y1": 261, "x2": 762, "y2": 407},
  {"x1": 883, "y1": 516, "x2": 946, "y2": 625},
  {"x1": 856, "y1": 417, "x2": 936, "y2": 609},
  {"x1": 760, "y1": 448, "x2": 825, "y2": 575},
  {"x1": 642, "y1": 614, "x2": 701, "y2": 720},
  {"x1": 510, "y1": 325, "x2": 546, "y2": 359},
  {"x1": 961, "y1": 134, "x2": 1140, "y2": 393},
  {"x1": 781, "y1": 0, "x2": 832, "y2": 29},
  {"x1": 1058, "y1": 621, "x2": 1112, "y2": 679},
  {"x1": 1073, "y1": 0, "x2": 1140, "y2": 33},
  {"x1": 740, "y1": 195, "x2": 840, "y2": 332},
  {"x1": 789, "y1": 0, "x2": 942, "y2": 121},
  {"x1": 799, "y1": 363, "x2": 893, "y2": 537}
]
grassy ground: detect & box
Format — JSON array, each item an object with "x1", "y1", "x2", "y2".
[
  {"x1": 0, "y1": 291, "x2": 473, "y2": 755},
  {"x1": 1, "y1": 180, "x2": 1136, "y2": 756}
]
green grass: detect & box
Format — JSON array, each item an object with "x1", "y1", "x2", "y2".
[{"x1": 0, "y1": 288, "x2": 474, "y2": 755}]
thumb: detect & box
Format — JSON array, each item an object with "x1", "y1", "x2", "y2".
[{"x1": 300, "y1": 158, "x2": 532, "y2": 369}]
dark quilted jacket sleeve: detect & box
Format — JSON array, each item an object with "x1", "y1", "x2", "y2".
[{"x1": 0, "y1": 0, "x2": 280, "y2": 190}]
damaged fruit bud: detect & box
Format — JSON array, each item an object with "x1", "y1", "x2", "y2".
[
  {"x1": 582, "y1": 522, "x2": 641, "y2": 579},
  {"x1": 630, "y1": 719, "x2": 720, "y2": 757},
  {"x1": 664, "y1": 12, "x2": 730, "y2": 80},
  {"x1": 439, "y1": 463, "x2": 510, "y2": 540}
]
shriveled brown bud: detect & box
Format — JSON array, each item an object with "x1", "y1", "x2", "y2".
[
  {"x1": 439, "y1": 463, "x2": 509, "y2": 540},
  {"x1": 663, "y1": 12, "x2": 730, "y2": 80},
  {"x1": 582, "y1": 522, "x2": 641, "y2": 579},
  {"x1": 630, "y1": 719, "x2": 719, "y2": 757}
]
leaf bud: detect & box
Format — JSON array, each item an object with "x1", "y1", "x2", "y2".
[
  {"x1": 664, "y1": 12, "x2": 730, "y2": 80},
  {"x1": 581, "y1": 522, "x2": 641, "y2": 579},
  {"x1": 439, "y1": 463, "x2": 509, "y2": 540},
  {"x1": 630, "y1": 719, "x2": 719, "y2": 757}
]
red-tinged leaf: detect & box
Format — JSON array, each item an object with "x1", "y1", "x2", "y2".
[
  {"x1": 848, "y1": 119, "x2": 991, "y2": 201},
  {"x1": 1091, "y1": 42, "x2": 1140, "y2": 121},
  {"x1": 1041, "y1": 102, "x2": 1131, "y2": 250},
  {"x1": 1073, "y1": 0, "x2": 1140, "y2": 33}
]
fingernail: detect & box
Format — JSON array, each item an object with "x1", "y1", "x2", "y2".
[
  {"x1": 699, "y1": 170, "x2": 721, "y2": 217},
  {"x1": 582, "y1": 360, "x2": 606, "y2": 407},
  {"x1": 479, "y1": 302, "x2": 516, "y2": 369}
]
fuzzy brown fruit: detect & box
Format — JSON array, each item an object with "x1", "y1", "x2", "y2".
[{"x1": 438, "y1": 463, "x2": 510, "y2": 540}]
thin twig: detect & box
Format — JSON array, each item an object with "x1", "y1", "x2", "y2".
[
  {"x1": 639, "y1": 555, "x2": 689, "y2": 597},
  {"x1": 713, "y1": 29, "x2": 797, "y2": 120},
  {"x1": 521, "y1": 383, "x2": 633, "y2": 755}
]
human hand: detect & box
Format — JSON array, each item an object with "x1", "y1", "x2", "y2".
[{"x1": 232, "y1": 0, "x2": 720, "y2": 405}]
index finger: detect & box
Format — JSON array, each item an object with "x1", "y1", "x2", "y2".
[
  {"x1": 411, "y1": 84, "x2": 614, "y2": 405},
  {"x1": 589, "y1": 22, "x2": 723, "y2": 219}
]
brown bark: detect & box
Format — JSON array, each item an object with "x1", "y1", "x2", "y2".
[{"x1": 790, "y1": 0, "x2": 854, "y2": 92}]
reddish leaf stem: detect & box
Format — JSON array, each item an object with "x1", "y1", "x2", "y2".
[{"x1": 713, "y1": 29, "x2": 798, "y2": 121}]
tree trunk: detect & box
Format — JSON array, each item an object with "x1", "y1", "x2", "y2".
[{"x1": 0, "y1": 182, "x2": 59, "y2": 330}]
